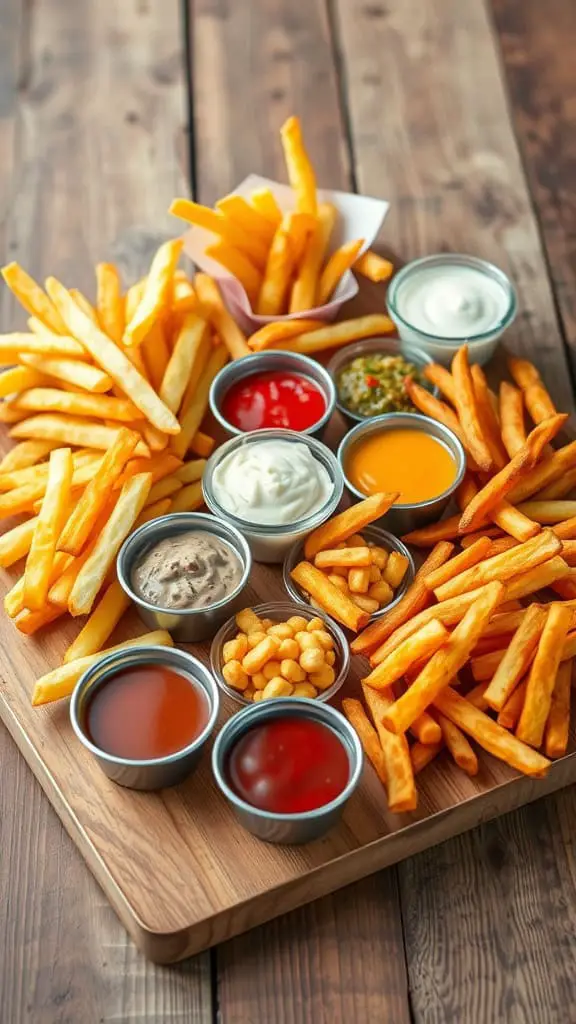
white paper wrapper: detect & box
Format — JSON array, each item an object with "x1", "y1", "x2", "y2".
[{"x1": 182, "y1": 174, "x2": 389, "y2": 334}]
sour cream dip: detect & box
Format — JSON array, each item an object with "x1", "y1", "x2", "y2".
[
  {"x1": 211, "y1": 438, "x2": 334, "y2": 526},
  {"x1": 387, "y1": 254, "x2": 516, "y2": 366}
]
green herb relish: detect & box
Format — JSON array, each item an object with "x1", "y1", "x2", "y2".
[{"x1": 336, "y1": 353, "x2": 424, "y2": 417}]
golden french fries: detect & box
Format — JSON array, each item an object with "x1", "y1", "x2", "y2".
[
  {"x1": 317, "y1": 239, "x2": 364, "y2": 305},
  {"x1": 451, "y1": 345, "x2": 493, "y2": 473},
  {"x1": 508, "y1": 356, "x2": 557, "y2": 425},
  {"x1": 256, "y1": 217, "x2": 296, "y2": 316},
  {"x1": 280, "y1": 115, "x2": 317, "y2": 216},
  {"x1": 544, "y1": 660, "x2": 572, "y2": 758},
  {"x1": 483, "y1": 604, "x2": 547, "y2": 712},
  {"x1": 516, "y1": 603, "x2": 573, "y2": 748},
  {"x1": 499, "y1": 381, "x2": 526, "y2": 458},
  {"x1": 435, "y1": 712, "x2": 479, "y2": 776},
  {"x1": 24, "y1": 448, "x2": 73, "y2": 610},
  {"x1": 353, "y1": 250, "x2": 393, "y2": 283},
  {"x1": 342, "y1": 698, "x2": 387, "y2": 786},
  {"x1": 362, "y1": 619, "x2": 449, "y2": 691},
  {"x1": 305, "y1": 493, "x2": 398, "y2": 559},
  {"x1": 361, "y1": 684, "x2": 418, "y2": 812},
  {"x1": 63, "y1": 581, "x2": 131, "y2": 663},
  {"x1": 290, "y1": 204, "x2": 336, "y2": 313},
  {"x1": 433, "y1": 529, "x2": 561, "y2": 602}
]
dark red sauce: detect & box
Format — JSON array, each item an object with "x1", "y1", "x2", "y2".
[
  {"x1": 221, "y1": 370, "x2": 326, "y2": 432},
  {"x1": 226, "y1": 716, "x2": 349, "y2": 814},
  {"x1": 86, "y1": 665, "x2": 209, "y2": 760}
]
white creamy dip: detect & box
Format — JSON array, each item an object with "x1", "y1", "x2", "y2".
[
  {"x1": 212, "y1": 439, "x2": 333, "y2": 526},
  {"x1": 395, "y1": 263, "x2": 510, "y2": 338}
]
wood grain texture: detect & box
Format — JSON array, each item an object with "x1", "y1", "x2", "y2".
[
  {"x1": 0, "y1": 0, "x2": 212, "y2": 1018},
  {"x1": 492, "y1": 0, "x2": 576, "y2": 363},
  {"x1": 333, "y1": 0, "x2": 575, "y2": 416},
  {"x1": 401, "y1": 788, "x2": 576, "y2": 1023}
]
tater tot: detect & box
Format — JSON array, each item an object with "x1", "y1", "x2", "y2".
[
  {"x1": 352, "y1": 594, "x2": 379, "y2": 614},
  {"x1": 244, "y1": 687, "x2": 255, "y2": 700},
  {"x1": 235, "y1": 608, "x2": 263, "y2": 633},
  {"x1": 251, "y1": 672, "x2": 268, "y2": 690},
  {"x1": 292, "y1": 682, "x2": 318, "y2": 698},
  {"x1": 369, "y1": 564, "x2": 382, "y2": 583},
  {"x1": 325, "y1": 649, "x2": 336, "y2": 667},
  {"x1": 308, "y1": 665, "x2": 336, "y2": 690},
  {"x1": 311, "y1": 629, "x2": 334, "y2": 651},
  {"x1": 295, "y1": 630, "x2": 322, "y2": 651},
  {"x1": 348, "y1": 567, "x2": 370, "y2": 594},
  {"x1": 246, "y1": 630, "x2": 267, "y2": 649},
  {"x1": 368, "y1": 580, "x2": 394, "y2": 605},
  {"x1": 262, "y1": 677, "x2": 294, "y2": 699},
  {"x1": 260, "y1": 618, "x2": 274, "y2": 630},
  {"x1": 278, "y1": 637, "x2": 300, "y2": 660},
  {"x1": 280, "y1": 658, "x2": 306, "y2": 683},
  {"x1": 287, "y1": 615, "x2": 308, "y2": 633},
  {"x1": 370, "y1": 546, "x2": 389, "y2": 570},
  {"x1": 299, "y1": 647, "x2": 325, "y2": 673},
  {"x1": 242, "y1": 635, "x2": 281, "y2": 674},
  {"x1": 223, "y1": 635, "x2": 249, "y2": 663},
  {"x1": 267, "y1": 622, "x2": 294, "y2": 640},
  {"x1": 253, "y1": 690, "x2": 264, "y2": 702},
  {"x1": 262, "y1": 659, "x2": 282, "y2": 681},
  {"x1": 222, "y1": 660, "x2": 250, "y2": 690},
  {"x1": 306, "y1": 616, "x2": 324, "y2": 632}
]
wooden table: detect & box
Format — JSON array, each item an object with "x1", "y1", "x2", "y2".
[{"x1": 1, "y1": 0, "x2": 576, "y2": 1020}]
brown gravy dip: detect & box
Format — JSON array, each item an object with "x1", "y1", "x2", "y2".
[{"x1": 131, "y1": 530, "x2": 243, "y2": 611}]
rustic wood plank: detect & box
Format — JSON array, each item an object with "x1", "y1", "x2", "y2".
[
  {"x1": 189, "y1": 2, "x2": 410, "y2": 1017},
  {"x1": 0, "y1": 0, "x2": 212, "y2": 1017},
  {"x1": 400, "y1": 789, "x2": 576, "y2": 1022},
  {"x1": 491, "y1": 0, "x2": 576, "y2": 364},
  {"x1": 333, "y1": 0, "x2": 575, "y2": 415}
]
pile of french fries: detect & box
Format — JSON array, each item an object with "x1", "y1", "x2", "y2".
[
  {"x1": 170, "y1": 115, "x2": 393, "y2": 319},
  {"x1": 342, "y1": 345, "x2": 576, "y2": 812}
]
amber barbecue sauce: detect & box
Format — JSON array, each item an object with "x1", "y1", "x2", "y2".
[
  {"x1": 86, "y1": 665, "x2": 209, "y2": 760},
  {"x1": 226, "y1": 716, "x2": 350, "y2": 814}
]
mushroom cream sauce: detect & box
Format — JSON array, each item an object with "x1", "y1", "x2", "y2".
[{"x1": 131, "y1": 531, "x2": 243, "y2": 611}]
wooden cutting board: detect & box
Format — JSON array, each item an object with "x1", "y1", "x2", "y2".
[{"x1": 1, "y1": 433, "x2": 576, "y2": 964}]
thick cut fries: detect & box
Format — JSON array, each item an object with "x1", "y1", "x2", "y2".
[
  {"x1": 499, "y1": 381, "x2": 526, "y2": 458},
  {"x1": 20, "y1": 352, "x2": 113, "y2": 393},
  {"x1": 280, "y1": 314, "x2": 395, "y2": 355},
  {"x1": 248, "y1": 318, "x2": 322, "y2": 352},
  {"x1": 516, "y1": 603, "x2": 573, "y2": 748},
  {"x1": 24, "y1": 448, "x2": 73, "y2": 610},
  {"x1": 342, "y1": 698, "x2": 387, "y2": 785},
  {"x1": 423, "y1": 364, "x2": 457, "y2": 404},
  {"x1": 353, "y1": 250, "x2": 393, "y2": 283},
  {"x1": 423, "y1": 537, "x2": 493, "y2": 592},
  {"x1": 351, "y1": 541, "x2": 454, "y2": 656},
  {"x1": 96, "y1": 262, "x2": 124, "y2": 343},
  {"x1": 58, "y1": 429, "x2": 139, "y2": 555},
  {"x1": 497, "y1": 679, "x2": 527, "y2": 729},
  {"x1": 304, "y1": 493, "x2": 398, "y2": 560},
  {"x1": 434, "y1": 529, "x2": 561, "y2": 602},
  {"x1": 290, "y1": 204, "x2": 336, "y2": 313},
  {"x1": 483, "y1": 604, "x2": 547, "y2": 711},
  {"x1": 159, "y1": 314, "x2": 209, "y2": 413},
  {"x1": 544, "y1": 660, "x2": 572, "y2": 758},
  {"x1": 290, "y1": 561, "x2": 370, "y2": 631},
  {"x1": 318, "y1": 239, "x2": 364, "y2": 305},
  {"x1": 256, "y1": 217, "x2": 296, "y2": 316},
  {"x1": 471, "y1": 364, "x2": 508, "y2": 470},
  {"x1": 382, "y1": 583, "x2": 504, "y2": 735},
  {"x1": 10, "y1": 414, "x2": 149, "y2": 457},
  {"x1": 123, "y1": 239, "x2": 183, "y2": 346},
  {"x1": 516, "y1": 501, "x2": 576, "y2": 524},
  {"x1": 537, "y1": 466, "x2": 576, "y2": 501},
  {"x1": 194, "y1": 274, "x2": 250, "y2": 360},
  {"x1": 45, "y1": 278, "x2": 180, "y2": 434},
  {"x1": 435, "y1": 712, "x2": 479, "y2": 775},
  {"x1": 508, "y1": 441, "x2": 576, "y2": 504},
  {"x1": 434, "y1": 686, "x2": 550, "y2": 777},
  {"x1": 459, "y1": 415, "x2": 568, "y2": 532},
  {"x1": 205, "y1": 241, "x2": 262, "y2": 305},
  {"x1": 315, "y1": 546, "x2": 372, "y2": 569},
  {"x1": 280, "y1": 115, "x2": 317, "y2": 216},
  {"x1": 451, "y1": 345, "x2": 493, "y2": 472},
  {"x1": 1, "y1": 262, "x2": 67, "y2": 333},
  {"x1": 13, "y1": 387, "x2": 140, "y2": 422},
  {"x1": 362, "y1": 684, "x2": 417, "y2": 812},
  {"x1": 508, "y1": 356, "x2": 557, "y2": 424},
  {"x1": 68, "y1": 473, "x2": 151, "y2": 616},
  {"x1": 404, "y1": 379, "x2": 477, "y2": 468},
  {"x1": 171, "y1": 342, "x2": 228, "y2": 459},
  {"x1": 411, "y1": 741, "x2": 443, "y2": 774},
  {"x1": 362, "y1": 620, "x2": 449, "y2": 691},
  {"x1": 64, "y1": 581, "x2": 131, "y2": 663},
  {"x1": 31, "y1": 630, "x2": 174, "y2": 706}
]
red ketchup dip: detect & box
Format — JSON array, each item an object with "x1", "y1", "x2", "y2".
[
  {"x1": 226, "y1": 716, "x2": 349, "y2": 814},
  {"x1": 221, "y1": 370, "x2": 326, "y2": 432}
]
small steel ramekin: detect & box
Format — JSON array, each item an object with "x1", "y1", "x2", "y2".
[
  {"x1": 202, "y1": 428, "x2": 344, "y2": 564},
  {"x1": 211, "y1": 697, "x2": 363, "y2": 844},
  {"x1": 337, "y1": 412, "x2": 466, "y2": 535},
  {"x1": 209, "y1": 350, "x2": 336, "y2": 439},
  {"x1": 210, "y1": 600, "x2": 350, "y2": 707},
  {"x1": 326, "y1": 336, "x2": 437, "y2": 427},
  {"x1": 116, "y1": 512, "x2": 252, "y2": 642},
  {"x1": 70, "y1": 646, "x2": 220, "y2": 790},
  {"x1": 283, "y1": 525, "x2": 415, "y2": 621}
]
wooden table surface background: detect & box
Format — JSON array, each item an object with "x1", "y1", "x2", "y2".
[{"x1": 1, "y1": 0, "x2": 576, "y2": 1021}]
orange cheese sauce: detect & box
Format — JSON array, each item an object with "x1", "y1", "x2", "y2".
[{"x1": 346, "y1": 428, "x2": 457, "y2": 504}]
